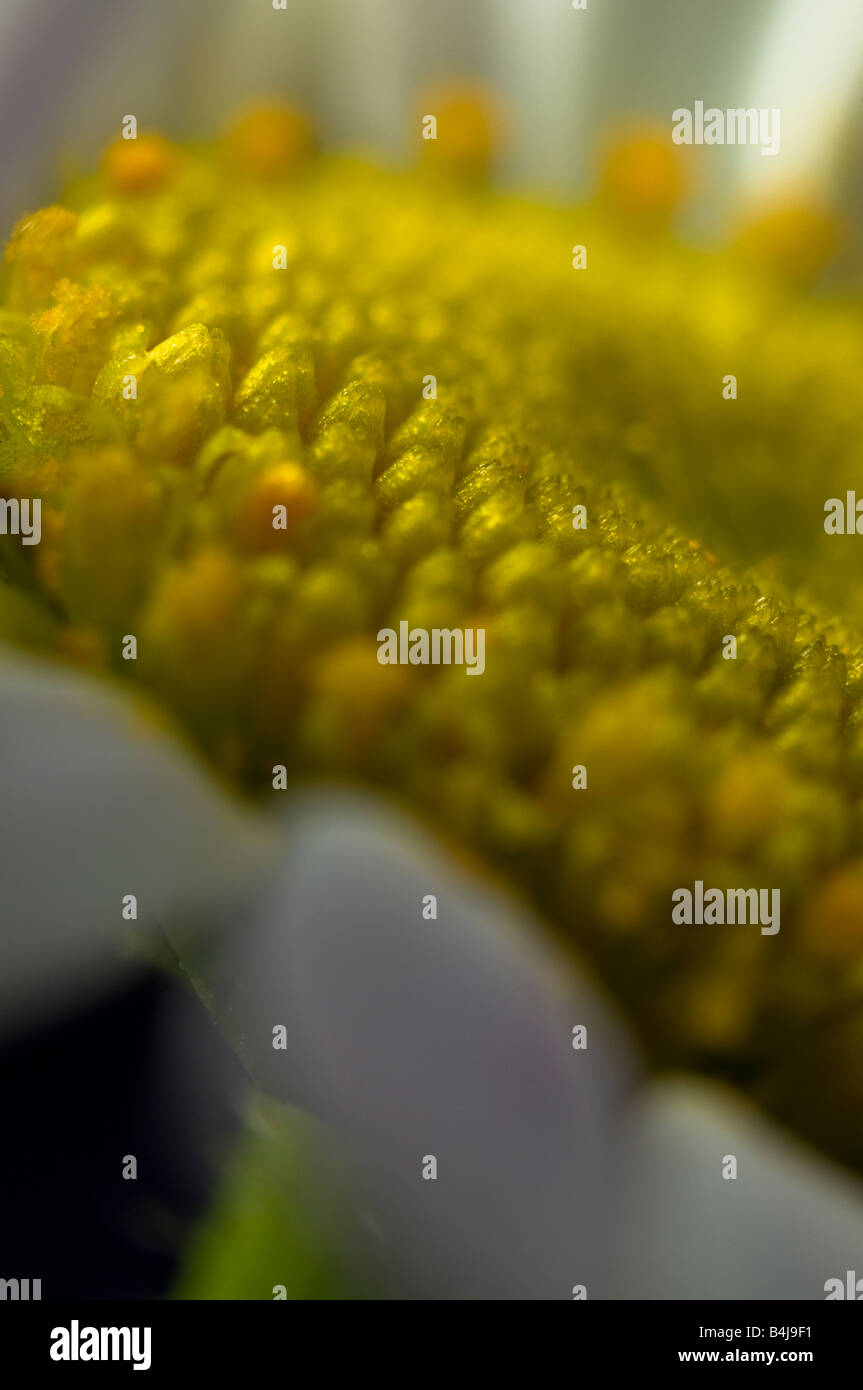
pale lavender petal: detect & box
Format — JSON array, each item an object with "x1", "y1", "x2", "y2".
[
  {"x1": 210, "y1": 788, "x2": 637, "y2": 1300},
  {"x1": 610, "y1": 1077, "x2": 863, "y2": 1299},
  {"x1": 0, "y1": 648, "x2": 278, "y2": 1036}
]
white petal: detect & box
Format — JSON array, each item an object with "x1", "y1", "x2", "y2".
[
  {"x1": 0, "y1": 649, "x2": 277, "y2": 1036},
  {"x1": 209, "y1": 788, "x2": 637, "y2": 1299},
  {"x1": 610, "y1": 1076, "x2": 863, "y2": 1299}
]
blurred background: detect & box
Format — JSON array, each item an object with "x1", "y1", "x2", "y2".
[{"x1": 4, "y1": 0, "x2": 863, "y2": 233}]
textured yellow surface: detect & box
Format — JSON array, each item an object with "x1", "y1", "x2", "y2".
[{"x1": 2, "y1": 114, "x2": 863, "y2": 1166}]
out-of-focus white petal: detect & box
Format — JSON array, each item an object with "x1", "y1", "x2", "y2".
[
  {"x1": 610, "y1": 1077, "x2": 863, "y2": 1299},
  {"x1": 11, "y1": 0, "x2": 863, "y2": 239},
  {"x1": 0, "y1": 648, "x2": 278, "y2": 1037},
  {"x1": 209, "y1": 788, "x2": 638, "y2": 1300},
  {"x1": 743, "y1": 0, "x2": 863, "y2": 203}
]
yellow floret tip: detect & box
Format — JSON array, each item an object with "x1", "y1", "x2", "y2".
[
  {"x1": 225, "y1": 105, "x2": 314, "y2": 177},
  {"x1": 103, "y1": 133, "x2": 177, "y2": 195}
]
